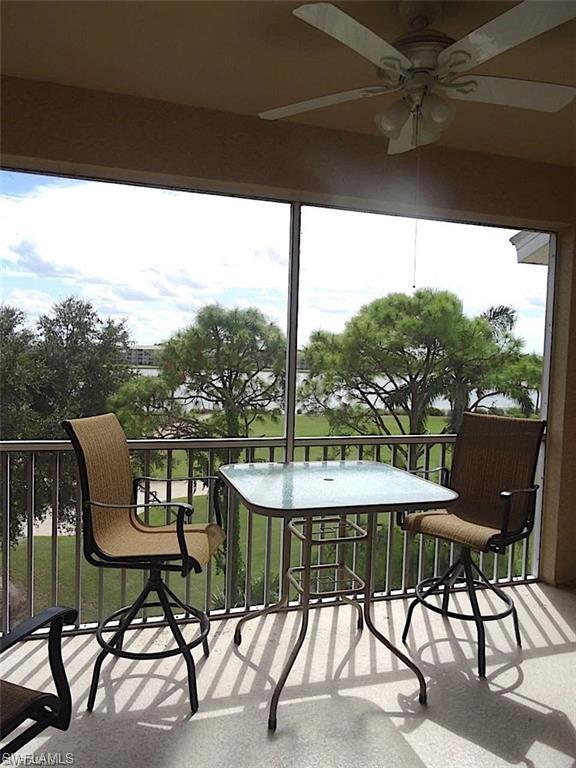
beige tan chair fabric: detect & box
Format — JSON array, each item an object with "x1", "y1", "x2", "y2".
[
  {"x1": 67, "y1": 413, "x2": 224, "y2": 566},
  {"x1": 63, "y1": 412, "x2": 225, "y2": 715},
  {"x1": 402, "y1": 509, "x2": 501, "y2": 551},
  {"x1": 403, "y1": 412, "x2": 545, "y2": 550},
  {"x1": 401, "y1": 412, "x2": 545, "y2": 678}
]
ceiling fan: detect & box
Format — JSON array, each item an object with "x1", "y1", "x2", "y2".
[{"x1": 259, "y1": 1, "x2": 576, "y2": 154}]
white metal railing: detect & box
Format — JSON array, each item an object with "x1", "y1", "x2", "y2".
[{"x1": 0, "y1": 434, "x2": 538, "y2": 634}]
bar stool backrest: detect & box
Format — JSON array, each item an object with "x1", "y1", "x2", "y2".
[
  {"x1": 63, "y1": 413, "x2": 135, "y2": 559},
  {"x1": 449, "y1": 413, "x2": 545, "y2": 533}
]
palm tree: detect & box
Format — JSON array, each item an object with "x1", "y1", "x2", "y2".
[{"x1": 481, "y1": 304, "x2": 517, "y2": 336}]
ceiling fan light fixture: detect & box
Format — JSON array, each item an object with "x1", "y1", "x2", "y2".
[
  {"x1": 375, "y1": 98, "x2": 411, "y2": 138},
  {"x1": 421, "y1": 92, "x2": 456, "y2": 129}
]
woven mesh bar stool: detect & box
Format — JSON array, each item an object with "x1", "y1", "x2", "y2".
[
  {"x1": 1, "y1": 607, "x2": 77, "y2": 759},
  {"x1": 399, "y1": 413, "x2": 545, "y2": 678},
  {"x1": 63, "y1": 413, "x2": 225, "y2": 713}
]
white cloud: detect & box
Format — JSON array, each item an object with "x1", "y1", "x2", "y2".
[
  {"x1": 2, "y1": 288, "x2": 55, "y2": 325},
  {"x1": 1, "y1": 176, "x2": 548, "y2": 352},
  {"x1": 299, "y1": 209, "x2": 548, "y2": 352}
]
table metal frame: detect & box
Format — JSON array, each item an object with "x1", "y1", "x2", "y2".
[{"x1": 219, "y1": 461, "x2": 456, "y2": 730}]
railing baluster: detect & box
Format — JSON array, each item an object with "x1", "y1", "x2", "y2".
[
  {"x1": 142, "y1": 449, "x2": 151, "y2": 622},
  {"x1": 401, "y1": 526, "x2": 409, "y2": 593},
  {"x1": 204, "y1": 450, "x2": 215, "y2": 615},
  {"x1": 26, "y1": 452, "x2": 35, "y2": 619},
  {"x1": 98, "y1": 568, "x2": 104, "y2": 624},
  {"x1": 263, "y1": 516, "x2": 273, "y2": 606},
  {"x1": 1, "y1": 453, "x2": 11, "y2": 633},
  {"x1": 165, "y1": 450, "x2": 173, "y2": 592},
  {"x1": 384, "y1": 511, "x2": 393, "y2": 595},
  {"x1": 521, "y1": 536, "x2": 529, "y2": 580},
  {"x1": 263, "y1": 447, "x2": 275, "y2": 605},
  {"x1": 224, "y1": 448, "x2": 235, "y2": 613},
  {"x1": 74, "y1": 475, "x2": 82, "y2": 628},
  {"x1": 278, "y1": 518, "x2": 290, "y2": 599},
  {"x1": 244, "y1": 446, "x2": 255, "y2": 610},
  {"x1": 440, "y1": 441, "x2": 447, "y2": 468},
  {"x1": 417, "y1": 533, "x2": 424, "y2": 584},
  {"x1": 51, "y1": 452, "x2": 59, "y2": 607},
  {"x1": 433, "y1": 538, "x2": 440, "y2": 579},
  {"x1": 245, "y1": 506, "x2": 254, "y2": 611},
  {"x1": 186, "y1": 449, "x2": 194, "y2": 617}
]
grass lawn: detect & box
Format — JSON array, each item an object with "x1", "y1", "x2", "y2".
[{"x1": 149, "y1": 413, "x2": 450, "y2": 477}]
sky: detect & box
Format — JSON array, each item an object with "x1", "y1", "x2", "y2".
[{"x1": 0, "y1": 170, "x2": 548, "y2": 354}]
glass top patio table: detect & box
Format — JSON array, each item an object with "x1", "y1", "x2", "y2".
[{"x1": 218, "y1": 460, "x2": 458, "y2": 517}]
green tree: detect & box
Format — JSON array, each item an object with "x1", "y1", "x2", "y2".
[
  {"x1": 301, "y1": 290, "x2": 472, "y2": 464},
  {"x1": 300, "y1": 290, "x2": 532, "y2": 462},
  {"x1": 161, "y1": 305, "x2": 286, "y2": 437},
  {"x1": 110, "y1": 375, "x2": 208, "y2": 439},
  {"x1": 160, "y1": 304, "x2": 286, "y2": 605},
  {"x1": 446, "y1": 306, "x2": 541, "y2": 430},
  {"x1": 0, "y1": 298, "x2": 133, "y2": 544},
  {"x1": 33, "y1": 297, "x2": 133, "y2": 437},
  {"x1": 509, "y1": 353, "x2": 544, "y2": 413},
  {"x1": 0, "y1": 306, "x2": 40, "y2": 441}
]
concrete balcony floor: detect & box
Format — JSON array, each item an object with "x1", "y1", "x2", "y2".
[{"x1": 3, "y1": 584, "x2": 575, "y2": 768}]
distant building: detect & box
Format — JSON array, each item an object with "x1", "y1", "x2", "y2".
[{"x1": 126, "y1": 345, "x2": 163, "y2": 366}]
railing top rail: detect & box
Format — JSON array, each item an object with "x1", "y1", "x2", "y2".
[
  {"x1": 0, "y1": 433, "x2": 456, "y2": 452},
  {"x1": 294, "y1": 434, "x2": 456, "y2": 446}
]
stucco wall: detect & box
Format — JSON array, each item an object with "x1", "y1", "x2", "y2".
[
  {"x1": 2, "y1": 76, "x2": 574, "y2": 230},
  {"x1": 542, "y1": 227, "x2": 576, "y2": 586}
]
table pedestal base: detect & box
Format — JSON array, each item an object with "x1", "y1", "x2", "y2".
[{"x1": 233, "y1": 513, "x2": 427, "y2": 730}]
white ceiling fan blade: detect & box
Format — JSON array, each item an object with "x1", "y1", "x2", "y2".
[
  {"x1": 387, "y1": 115, "x2": 440, "y2": 155},
  {"x1": 446, "y1": 76, "x2": 576, "y2": 112},
  {"x1": 437, "y1": 1, "x2": 576, "y2": 74},
  {"x1": 293, "y1": 3, "x2": 411, "y2": 70},
  {"x1": 259, "y1": 86, "x2": 392, "y2": 120}
]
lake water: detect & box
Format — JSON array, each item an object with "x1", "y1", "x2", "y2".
[{"x1": 134, "y1": 368, "x2": 524, "y2": 412}]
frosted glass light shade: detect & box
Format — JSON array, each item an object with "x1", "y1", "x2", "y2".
[
  {"x1": 375, "y1": 99, "x2": 411, "y2": 138},
  {"x1": 421, "y1": 93, "x2": 456, "y2": 128}
]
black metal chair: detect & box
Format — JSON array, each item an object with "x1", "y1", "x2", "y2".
[
  {"x1": 399, "y1": 413, "x2": 545, "y2": 677},
  {"x1": 63, "y1": 413, "x2": 225, "y2": 713},
  {"x1": 1, "y1": 607, "x2": 77, "y2": 759}
]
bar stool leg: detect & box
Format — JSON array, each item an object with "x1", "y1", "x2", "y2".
[
  {"x1": 462, "y1": 549, "x2": 486, "y2": 678},
  {"x1": 157, "y1": 582, "x2": 200, "y2": 714},
  {"x1": 87, "y1": 579, "x2": 152, "y2": 712}
]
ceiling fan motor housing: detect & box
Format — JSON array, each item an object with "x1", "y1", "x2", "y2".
[
  {"x1": 261, "y1": 2, "x2": 576, "y2": 156},
  {"x1": 393, "y1": 29, "x2": 455, "y2": 71}
]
